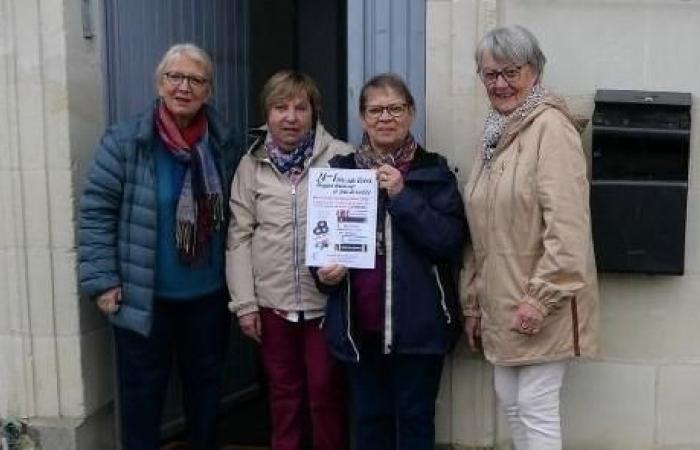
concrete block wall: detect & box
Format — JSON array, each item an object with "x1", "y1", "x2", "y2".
[
  {"x1": 427, "y1": 0, "x2": 700, "y2": 448},
  {"x1": 0, "y1": 0, "x2": 112, "y2": 446}
]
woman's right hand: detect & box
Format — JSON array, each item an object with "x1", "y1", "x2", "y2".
[
  {"x1": 96, "y1": 286, "x2": 122, "y2": 315},
  {"x1": 317, "y1": 264, "x2": 348, "y2": 286},
  {"x1": 465, "y1": 316, "x2": 482, "y2": 352},
  {"x1": 239, "y1": 312, "x2": 262, "y2": 343}
]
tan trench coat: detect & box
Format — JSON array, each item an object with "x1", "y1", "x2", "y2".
[
  {"x1": 461, "y1": 97, "x2": 599, "y2": 366},
  {"x1": 226, "y1": 123, "x2": 353, "y2": 317}
]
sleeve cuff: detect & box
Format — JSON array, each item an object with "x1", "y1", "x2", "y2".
[
  {"x1": 228, "y1": 301, "x2": 259, "y2": 317},
  {"x1": 522, "y1": 295, "x2": 549, "y2": 317},
  {"x1": 462, "y1": 304, "x2": 482, "y2": 318}
]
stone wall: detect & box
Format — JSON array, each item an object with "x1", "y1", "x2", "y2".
[{"x1": 0, "y1": 0, "x2": 113, "y2": 447}]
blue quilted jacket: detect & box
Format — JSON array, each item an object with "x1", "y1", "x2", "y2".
[{"x1": 78, "y1": 101, "x2": 242, "y2": 336}]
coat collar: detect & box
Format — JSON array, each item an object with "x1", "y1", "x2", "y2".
[
  {"x1": 329, "y1": 146, "x2": 454, "y2": 183},
  {"x1": 247, "y1": 121, "x2": 336, "y2": 166},
  {"x1": 493, "y1": 95, "x2": 581, "y2": 156}
]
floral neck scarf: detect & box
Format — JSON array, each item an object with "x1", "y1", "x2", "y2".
[
  {"x1": 265, "y1": 129, "x2": 315, "y2": 185},
  {"x1": 482, "y1": 84, "x2": 547, "y2": 163}
]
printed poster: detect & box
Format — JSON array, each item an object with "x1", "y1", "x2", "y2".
[{"x1": 306, "y1": 168, "x2": 377, "y2": 269}]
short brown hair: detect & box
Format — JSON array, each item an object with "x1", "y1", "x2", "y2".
[
  {"x1": 359, "y1": 73, "x2": 415, "y2": 114},
  {"x1": 260, "y1": 70, "x2": 322, "y2": 123}
]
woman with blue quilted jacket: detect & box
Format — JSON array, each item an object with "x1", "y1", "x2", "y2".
[{"x1": 78, "y1": 43, "x2": 242, "y2": 450}]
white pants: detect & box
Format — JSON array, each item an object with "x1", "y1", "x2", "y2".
[{"x1": 494, "y1": 361, "x2": 567, "y2": 450}]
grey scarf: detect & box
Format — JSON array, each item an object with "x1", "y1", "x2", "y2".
[{"x1": 481, "y1": 84, "x2": 547, "y2": 163}]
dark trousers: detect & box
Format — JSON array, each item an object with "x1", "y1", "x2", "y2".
[
  {"x1": 345, "y1": 336, "x2": 444, "y2": 450},
  {"x1": 259, "y1": 308, "x2": 348, "y2": 450},
  {"x1": 114, "y1": 291, "x2": 230, "y2": 450}
]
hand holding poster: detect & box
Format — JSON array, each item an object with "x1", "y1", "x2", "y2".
[{"x1": 306, "y1": 168, "x2": 377, "y2": 269}]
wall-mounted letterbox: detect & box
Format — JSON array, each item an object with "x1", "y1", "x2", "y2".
[{"x1": 591, "y1": 89, "x2": 691, "y2": 275}]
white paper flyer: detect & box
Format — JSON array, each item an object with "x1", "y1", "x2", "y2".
[{"x1": 305, "y1": 168, "x2": 377, "y2": 269}]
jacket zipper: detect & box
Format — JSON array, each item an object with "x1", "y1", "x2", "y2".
[
  {"x1": 345, "y1": 273, "x2": 360, "y2": 362},
  {"x1": 384, "y1": 214, "x2": 393, "y2": 354},
  {"x1": 433, "y1": 265, "x2": 451, "y2": 324},
  {"x1": 484, "y1": 158, "x2": 506, "y2": 314},
  {"x1": 292, "y1": 183, "x2": 301, "y2": 306},
  {"x1": 261, "y1": 158, "x2": 303, "y2": 307}
]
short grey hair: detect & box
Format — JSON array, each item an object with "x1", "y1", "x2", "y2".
[
  {"x1": 154, "y1": 43, "x2": 214, "y2": 90},
  {"x1": 475, "y1": 25, "x2": 546, "y2": 78}
]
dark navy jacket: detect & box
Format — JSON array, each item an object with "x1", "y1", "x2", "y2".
[{"x1": 321, "y1": 147, "x2": 468, "y2": 362}]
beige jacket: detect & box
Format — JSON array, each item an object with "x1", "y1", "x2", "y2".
[
  {"x1": 226, "y1": 123, "x2": 353, "y2": 316},
  {"x1": 461, "y1": 97, "x2": 599, "y2": 365}
]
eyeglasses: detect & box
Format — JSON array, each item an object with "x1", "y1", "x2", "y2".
[
  {"x1": 163, "y1": 72, "x2": 209, "y2": 89},
  {"x1": 364, "y1": 103, "x2": 408, "y2": 120},
  {"x1": 479, "y1": 65, "x2": 523, "y2": 85}
]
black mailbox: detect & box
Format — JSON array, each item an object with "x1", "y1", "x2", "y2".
[{"x1": 591, "y1": 89, "x2": 691, "y2": 275}]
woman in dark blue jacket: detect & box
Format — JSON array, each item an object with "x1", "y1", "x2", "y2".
[
  {"x1": 78, "y1": 44, "x2": 241, "y2": 450},
  {"x1": 317, "y1": 73, "x2": 467, "y2": 450}
]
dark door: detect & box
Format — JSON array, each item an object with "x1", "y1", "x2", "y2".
[
  {"x1": 248, "y1": 0, "x2": 347, "y2": 138},
  {"x1": 103, "y1": 0, "x2": 348, "y2": 446}
]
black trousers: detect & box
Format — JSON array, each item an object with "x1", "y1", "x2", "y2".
[
  {"x1": 345, "y1": 335, "x2": 444, "y2": 450},
  {"x1": 114, "y1": 290, "x2": 230, "y2": 450}
]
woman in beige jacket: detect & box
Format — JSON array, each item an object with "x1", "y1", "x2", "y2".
[
  {"x1": 461, "y1": 26, "x2": 599, "y2": 450},
  {"x1": 226, "y1": 71, "x2": 352, "y2": 450}
]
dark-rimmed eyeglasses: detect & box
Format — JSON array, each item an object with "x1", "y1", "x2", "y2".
[
  {"x1": 363, "y1": 103, "x2": 408, "y2": 120},
  {"x1": 479, "y1": 65, "x2": 523, "y2": 85},
  {"x1": 163, "y1": 72, "x2": 209, "y2": 89}
]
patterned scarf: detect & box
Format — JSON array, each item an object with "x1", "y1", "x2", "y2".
[
  {"x1": 155, "y1": 100, "x2": 224, "y2": 263},
  {"x1": 265, "y1": 130, "x2": 316, "y2": 185},
  {"x1": 482, "y1": 84, "x2": 547, "y2": 163},
  {"x1": 354, "y1": 132, "x2": 417, "y2": 173},
  {"x1": 355, "y1": 133, "x2": 418, "y2": 255}
]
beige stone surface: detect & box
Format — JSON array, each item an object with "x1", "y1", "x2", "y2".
[
  {"x1": 0, "y1": 0, "x2": 107, "y2": 429},
  {"x1": 31, "y1": 336, "x2": 62, "y2": 417},
  {"x1": 657, "y1": 366, "x2": 700, "y2": 447},
  {"x1": 52, "y1": 250, "x2": 81, "y2": 336},
  {"x1": 561, "y1": 361, "x2": 656, "y2": 449}
]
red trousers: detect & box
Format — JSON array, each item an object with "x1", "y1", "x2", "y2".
[{"x1": 259, "y1": 308, "x2": 348, "y2": 450}]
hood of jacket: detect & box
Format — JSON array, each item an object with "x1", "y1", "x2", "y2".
[{"x1": 494, "y1": 95, "x2": 585, "y2": 157}]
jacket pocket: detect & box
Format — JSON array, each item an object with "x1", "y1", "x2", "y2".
[{"x1": 571, "y1": 297, "x2": 581, "y2": 357}]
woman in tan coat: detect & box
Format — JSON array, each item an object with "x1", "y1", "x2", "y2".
[{"x1": 461, "y1": 25, "x2": 599, "y2": 450}]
